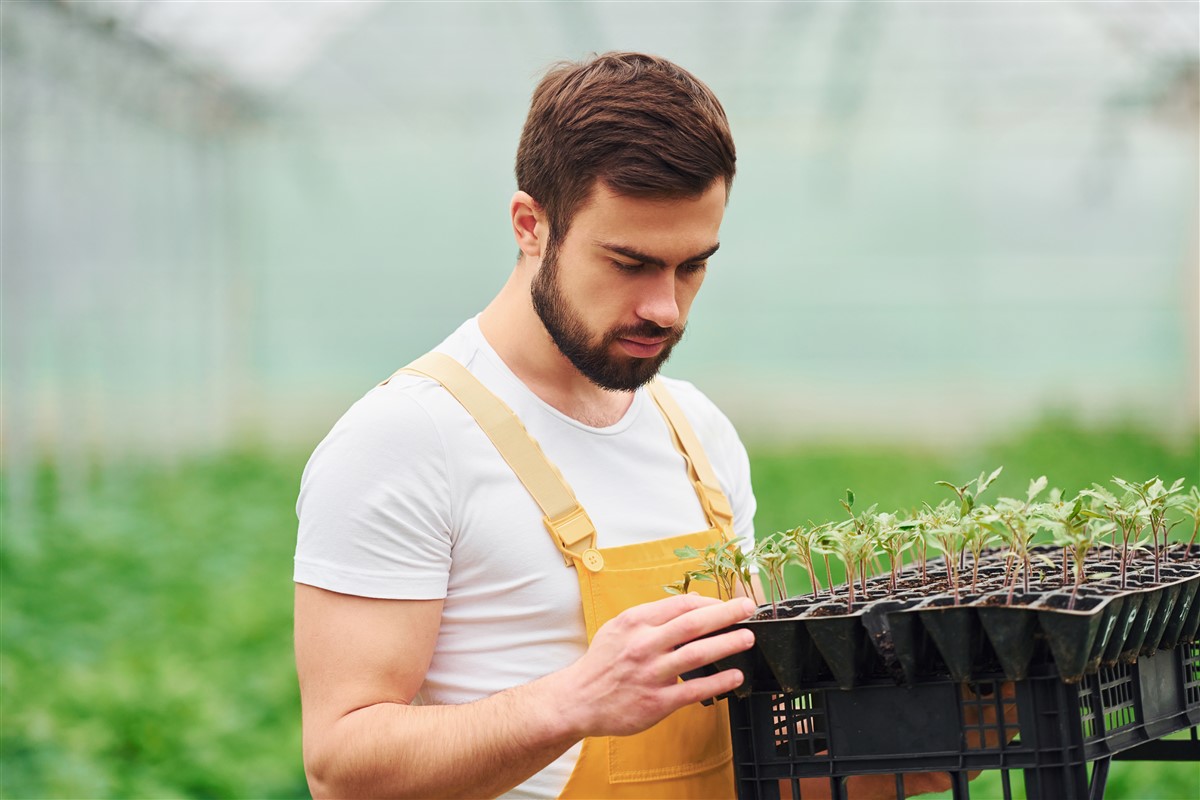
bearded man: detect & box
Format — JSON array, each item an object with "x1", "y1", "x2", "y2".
[{"x1": 294, "y1": 52, "x2": 758, "y2": 798}]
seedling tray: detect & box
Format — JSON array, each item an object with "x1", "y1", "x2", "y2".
[
  {"x1": 727, "y1": 642, "x2": 1200, "y2": 800},
  {"x1": 719, "y1": 547, "x2": 1199, "y2": 690}
]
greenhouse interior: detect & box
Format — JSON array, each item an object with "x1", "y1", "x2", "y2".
[{"x1": 2, "y1": 1, "x2": 1198, "y2": 798}]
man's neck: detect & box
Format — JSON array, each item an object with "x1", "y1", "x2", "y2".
[{"x1": 478, "y1": 272, "x2": 635, "y2": 428}]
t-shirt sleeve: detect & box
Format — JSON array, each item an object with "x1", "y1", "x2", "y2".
[{"x1": 294, "y1": 384, "x2": 454, "y2": 600}]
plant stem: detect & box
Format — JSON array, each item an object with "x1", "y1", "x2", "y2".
[
  {"x1": 1152, "y1": 520, "x2": 1161, "y2": 582},
  {"x1": 946, "y1": 551, "x2": 959, "y2": 605},
  {"x1": 806, "y1": 559, "x2": 820, "y2": 600},
  {"x1": 1006, "y1": 558, "x2": 1022, "y2": 605},
  {"x1": 1119, "y1": 535, "x2": 1129, "y2": 590},
  {"x1": 1153, "y1": 521, "x2": 1162, "y2": 583}
]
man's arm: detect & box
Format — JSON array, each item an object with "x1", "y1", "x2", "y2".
[{"x1": 295, "y1": 584, "x2": 757, "y2": 799}]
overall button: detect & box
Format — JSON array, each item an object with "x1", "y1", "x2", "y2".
[{"x1": 581, "y1": 549, "x2": 605, "y2": 572}]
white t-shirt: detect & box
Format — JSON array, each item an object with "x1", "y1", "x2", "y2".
[{"x1": 294, "y1": 316, "x2": 756, "y2": 798}]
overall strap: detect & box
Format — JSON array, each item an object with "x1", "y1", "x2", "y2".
[
  {"x1": 393, "y1": 352, "x2": 597, "y2": 564},
  {"x1": 646, "y1": 380, "x2": 735, "y2": 539}
]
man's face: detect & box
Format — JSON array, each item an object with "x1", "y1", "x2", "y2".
[{"x1": 531, "y1": 181, "x2": 726, "y2": 391}]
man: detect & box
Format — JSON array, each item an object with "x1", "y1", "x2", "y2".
[{"x1": 294, "y1": 52, "x2": 758, "y2": 798}]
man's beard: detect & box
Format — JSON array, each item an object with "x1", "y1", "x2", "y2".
[{"x1": 531, "y1": 244, "x2": 684, "y2": 392}]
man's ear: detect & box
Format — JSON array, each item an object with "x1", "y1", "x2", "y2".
[{"x1": 510, "y1": 191, "x2": 548, "y2": 260}]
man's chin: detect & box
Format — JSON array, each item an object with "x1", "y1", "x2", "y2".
[{"x1": 586, "y1": 353, "x2": 670, "y2": 392}]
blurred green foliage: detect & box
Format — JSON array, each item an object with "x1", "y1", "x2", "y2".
[
  {"x1": 2, "y1": 415, "x2": 1196, "y2": 798},
  {"x1": 2, "y1": 453, "x2": 309, "y2": 799}
]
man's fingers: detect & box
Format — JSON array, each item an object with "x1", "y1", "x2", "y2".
[
  {"x1": 659, "y1": 596, "x2": 757, "y2": 645},
  {"x1": 628, "y1": 592, "x2": 726, "y2": 626},
  {"x1": 667, "y1": 627, "x2": 755, "y2": 678},
  {"x1": 668, "y1": 667, "x2": 745, "y2": 706}
]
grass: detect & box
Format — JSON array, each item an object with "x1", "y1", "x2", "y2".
[{"x1": 2, "y1": 414, "x2": 1197, "y2": 798}]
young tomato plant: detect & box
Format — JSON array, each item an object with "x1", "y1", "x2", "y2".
[
  {"x1": 663, "y1": 568, "x2": 713, "y2": 597},
  {"x1": 1113, "y1": 477, "x2": 1187, "y2": 583},
  {"x1": 752, "y1": 535, "x2": 791, "y2": 619},
  {"x1": 674, "y1": 541, "x2": 737, "y2": 600},
  {"x1": 833, "y1": 490, "x2": 881, "y2": 610},
  {"x1": 934, "y1": 467, "x2": 1003, "y2": 576},
  {"x1": 782, "y1": 523, "x2": 831, "y2": 600},
  {"x1": 921, "y1": 501, "x2": 966, "y2": 605},
  {"x1": 1043, "y1": 494, "x2": 1112, "y2": 609},
  {"x1": 984, "y1": 475, "x2": 1048, "y2": 602},
  {"x1": 874, "y1": 512, "x2": 914, "y2": 594},
  {"x1": 960, "y1": 515, "x2": 1001, "y2": 596}
]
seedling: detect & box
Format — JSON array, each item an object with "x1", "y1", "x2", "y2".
[
  {"x1": 873, "y1": 512, "x2": 912, "y2": 594},
  {"x1": 753, "y1": 535, "x2": 791, "y2": 619},
  {"x1": 782, "y1": 523, "x2": 830, "y2": 600},
  {"x1": 921, "y1": 500, "x2": 966, "y2": 605},
  {"x1": 663, "y1": 569, "x2": 713, "y2": 597},
  {"x1": 985, "y1": 476, "x2": 1049, "y2": 602},
  {"x1": 1113, "y1": 477, "x2": 1187, "y2": 583},
  {"x1": 1082, "y1": 484, "x2": 1143, "y2": 589},
  {"x1": 675, "y1": 541, "x2": 738, "y2": 601},
  {"x1": 832, "y1": 490, "x2": 881, "y2": 611},
  {"x1": 935, "y1": 467, "x2": 1003, "y2": 518},
  {"x1": 1043, "y1": 494, "x2": 1113, "y2": 609}
]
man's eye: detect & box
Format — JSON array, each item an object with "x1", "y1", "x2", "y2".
[
  {"x1": 612, "y1": 260, "x2": 643, "y2": 272},
  {"x1": 682, "y1": 262, "x2": 708, "y2": 275}
]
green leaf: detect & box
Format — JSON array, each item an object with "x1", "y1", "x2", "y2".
[
  {"x1": 674, "y1": 545, "x2": 699, "y2": 560},
  {"x1": 846, "y1": 489, "x2": 855, "y2": 508},
  {"x1": 1027, "y1": 475, "x2": 1048, "y2": 502},
  {"x1": 1069, "y1": 497, "x2": 1084, "y2": 519}
]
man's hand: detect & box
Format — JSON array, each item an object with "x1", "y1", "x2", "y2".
[{"x1": 556, "y1": 594, "x2": 758, "y2": 738}]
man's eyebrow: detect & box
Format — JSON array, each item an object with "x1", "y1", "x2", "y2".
[{"x1": 597, "y1": 241, "x2": 720, "y2": 267}]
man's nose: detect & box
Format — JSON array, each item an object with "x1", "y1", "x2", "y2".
[{"x1": 637, "y1": 269, "x2": 680, "y2": 330}]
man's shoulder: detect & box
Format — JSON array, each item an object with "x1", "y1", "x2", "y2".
[{"x1": 337, "y1": 375, "x2": 456, "y2": 441}]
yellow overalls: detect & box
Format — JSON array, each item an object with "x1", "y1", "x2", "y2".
[{"x1": 397, "y1": 352, "x2": 737, "y2": 799}]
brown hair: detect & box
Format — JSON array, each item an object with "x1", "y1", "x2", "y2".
[{"x1": 515, "y1": 52, "x2": 736, "y2": 245}]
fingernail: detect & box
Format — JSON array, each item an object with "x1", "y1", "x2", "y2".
[{"x1": 741, "y1": 598, "x2": 756, "y2": 615}]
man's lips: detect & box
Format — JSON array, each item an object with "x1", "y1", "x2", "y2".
[{"x1": 617, "y1": 336, "x2": 668, "y2": 358}]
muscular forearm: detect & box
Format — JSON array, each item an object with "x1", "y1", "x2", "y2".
[
  {"x1": 300, "y1": 593, "x2": 755, "y2": 799},
  {"x1": 305, "y1": 669, "x2": 582, "y2": 799}
]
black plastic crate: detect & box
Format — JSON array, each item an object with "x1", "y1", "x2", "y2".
[{"x1": 728, "y1": 642, "x2": 1200, "y2": 799}]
